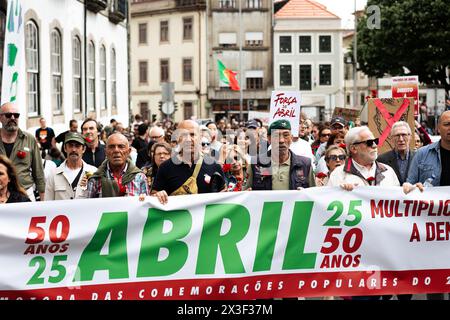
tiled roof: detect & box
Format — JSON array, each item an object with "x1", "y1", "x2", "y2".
[{"x1": 275, "y1": 0, "x2": 340, "y2": 19}]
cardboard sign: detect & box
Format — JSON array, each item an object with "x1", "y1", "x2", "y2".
[
  {"x1": 332, "y1": 107, "x2": 360, "y2": 123},
  {"x1": 368, "y1": 98, "x2": 415, "y2": 154},
  {"x1": 269, "y1": 91, "x2": 301, "y2": 136},
  {"x1": 392, "y1": 76, "x2": 419, "y2": 117}
]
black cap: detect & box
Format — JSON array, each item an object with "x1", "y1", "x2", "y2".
[
  {"x1": 331, "y1": 116, "x2": 346, "y2": 127},
  {"x1": 246, "y1": 119, "x2": 260, "y2": 129}
]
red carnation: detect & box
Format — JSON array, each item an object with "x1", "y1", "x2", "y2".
[
  {"x1": 119, "y1": 185, "x2": 127, "y2": 194},
  {"x1": 222, "y1": 164, "x2": 232, "y2": 173},
  {"x1": 17, "y1": 150, "x2": 26, "y2": 159},
  {"x1": 367, "y1": 176, "x2": 375, "y2": 185},
  {"x1": 84, "y1": 134, "x2": 93, "y2": 143},
  {"x1": 339, "y1": 143, "x2": 346, "y2": 149},
  {"x1": 316, "y1": 172, "x2": 327, "y2": 179}
]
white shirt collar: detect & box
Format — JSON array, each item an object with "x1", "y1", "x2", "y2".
[{"x1": 352, "y1": 159, "x2": 376, "y2": 180}]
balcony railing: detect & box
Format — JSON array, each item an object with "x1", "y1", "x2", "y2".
[
  {"x1": 109, "y1": 0, "x2": 127, "y2": 24},
  {"x1": 86, "y1": 0, "x2": 108, "y2": 13}
]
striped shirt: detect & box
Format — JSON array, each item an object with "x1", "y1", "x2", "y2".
[{"x1": 86, "y1": 163, "x2": 149, "y2": 198}]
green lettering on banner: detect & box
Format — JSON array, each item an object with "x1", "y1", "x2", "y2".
[
  {"x1": 282, "y1": 201, "x2": 317, "y2": 270},
  {"x1": 137, "y1": 208, "x2": 191, "y2": 277},
  {"x1": 75, "y1": 212, "x2": 129, "y2": 281},
  {"x1": 253, "y1": 202, "x2": 283, "y2": 272},
  {"x1": 196, "y1": 204, "x2": 250, "y2": 274}
]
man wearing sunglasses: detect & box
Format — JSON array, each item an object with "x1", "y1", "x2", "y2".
[
  {"x1": 328, "y1": 126, "x2": 400, "y2": 191},
  {"x1": 0, "y1": 102, "x2": 45, "y2": 201},
  {"x1": 378, "y1": 121, "x2": 415, "y2": 184}
]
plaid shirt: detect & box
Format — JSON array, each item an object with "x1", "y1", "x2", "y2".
[{"x1": 86, "y1": 163, "x2": 149, "y2": 198}]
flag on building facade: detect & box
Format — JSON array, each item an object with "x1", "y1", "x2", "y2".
[{"x1": 217, "y1": 59, "x2": 240, "y2": 91}]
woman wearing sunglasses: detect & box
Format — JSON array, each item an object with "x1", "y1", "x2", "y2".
[
  {"x1": 220, "y1": 144, "x2": 248, "y2": 192},
  {"x1": 315, "y1": 146, "x2": 347, "y2": 186}
]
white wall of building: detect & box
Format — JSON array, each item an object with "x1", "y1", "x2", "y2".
[
  {"x1": 15, "y1": 0, "x2": 128, "y2": 136},
  {"x1": 130, "y1": 8, "x2": 207, "y2": 122},
  {"x1": 274, "y1": 18, "x2": 344, "y2": 121}
]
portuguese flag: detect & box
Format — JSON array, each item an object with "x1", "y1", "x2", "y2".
[{"x1": 217, "y1": 60, "x2": 240, "y2": 91}]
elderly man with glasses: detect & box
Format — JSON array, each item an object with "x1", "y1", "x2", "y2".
[
  {"x1": 0, "y1": 102, "x2": 45, "y2": 201},
  {"x1": 328, "y1": 126, "x2": 400, "y2": 190},
  {"x1": 377, "y1": 121, "x2": 415, "y2": 184}
]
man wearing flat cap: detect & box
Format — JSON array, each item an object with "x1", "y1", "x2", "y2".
[
  {"x1": 45, "y1": 132, "x2": 97, "y2": 201},
  {"x1": 245, "y1": 119, "x2": 315, "y2": 190}
]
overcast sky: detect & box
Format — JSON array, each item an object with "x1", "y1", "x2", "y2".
[{"x1": 314, "y1": 0, "x2": 368, "y2": 29}]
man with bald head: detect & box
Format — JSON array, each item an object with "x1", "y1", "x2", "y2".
[
  {"x1": 77, "y1": 133, "x2": 149, "y2": 198},
  {"x1": 0, "y1": 102, "x2": 45, "y2": 201},
  {"x1": 152, "y1": 120, "x2": 225, "y2": 204}
]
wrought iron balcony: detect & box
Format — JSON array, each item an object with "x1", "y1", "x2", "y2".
[{"x1": 86, "y1": 0, "x2": 107, "y2": 14}]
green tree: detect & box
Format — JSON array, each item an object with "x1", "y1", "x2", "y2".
[{"x1": 356, "y1": 0, "x2": 450, "y2": 97}]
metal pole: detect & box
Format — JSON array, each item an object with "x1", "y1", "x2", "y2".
[
  {"x1": 239, "y1": 0, "x2": 243, "y2": 121},
  {"x1": 353, "y1": 0, "x2": 358, "y2": 108}
]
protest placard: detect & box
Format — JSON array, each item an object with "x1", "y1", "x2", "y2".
[
  {"x1": 269, "y1": 91, "x2": 301, "y2": 136},
  {"x1": 392, "y1": 76, "x2": 419, "y2": 118}
]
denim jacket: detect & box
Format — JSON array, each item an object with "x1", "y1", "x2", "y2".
[{"x1": 406, "y1": 141, "x2": 441, "y2": 186}]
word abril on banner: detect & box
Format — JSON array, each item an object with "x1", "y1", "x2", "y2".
[
  {"x1": 270, "y1": 91, "x2": 301, "y2": 137},
  {"x1": 0, "y1": 188, "x2": 450, "y2": 300}
]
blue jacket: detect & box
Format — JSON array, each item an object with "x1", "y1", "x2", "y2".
[{"x1": 406, "y1": 141, "x2": 441, "y2": 186}]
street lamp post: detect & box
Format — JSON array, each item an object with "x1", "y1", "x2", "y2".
[{"x1": 353, "y1": 0, "x2": 358, "y2": 109}]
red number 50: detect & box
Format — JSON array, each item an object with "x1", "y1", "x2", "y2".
[{"x1": 25, "y1": 215, "x2": 70, "y2": 244}]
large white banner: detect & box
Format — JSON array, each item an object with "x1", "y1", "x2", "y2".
[
  {"x1": 0, "y1": 187, "x2": 449, "y2": 300},
  {"x1": 1, "y1": 0, "x2": 24, "y2": 105}
]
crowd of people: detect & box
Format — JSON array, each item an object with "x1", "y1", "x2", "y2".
[{"x1": 1, "y1": 100, "x2": 449, "y2": 300}]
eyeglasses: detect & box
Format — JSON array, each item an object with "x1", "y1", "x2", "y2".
[
  {"x1": 320, "y1": 133, "x2": 331, "y2": 137},
  {"x1": 352, "y1": 138, "x2": 379, "y2": 147},
  {"x1": 1, "y1": 112, "x2": 20, "y2": 119},
  {"x1": 150, "y1": 135, "x2": 163, "y2": 140},
  {"x1": 326, "y1": 154, "x2": 346, "y2": 161},
  {"x1": 201, "y1": 142, "x2": 210, "y2": 147},
  {"x1": 226, "y1": 156, "x2": 239, "y2": 163},
  {"x1": 392, "y1": 133, "x2": 410, "y2": 140}
]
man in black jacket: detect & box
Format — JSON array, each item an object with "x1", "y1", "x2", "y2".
[
  {"x1": 378, "y1": 121, "x2": 415, "y2": 185},
  {"x1": 245, "y1": 119, "x2": 315, "y2": 191}
]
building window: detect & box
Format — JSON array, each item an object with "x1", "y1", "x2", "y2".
[
  {"x1": 139, "y1": 101, "x2": 149, "y2": 122},
  {"x1": 245, "y1": 32, "x2": 263, "y2": 47},
  {"x1": 319, "y1": 35, "x2": 331, "y2": 53},
  {"x1": 183, "y1": 17, "x2": 193, "y2": 40},
  {"x1": 72, "y1": 36, "x2": 82, "y2": 113},
  {"x1": 184, "y1": 102, "x2": 193, "y2": 120},
  {"x1": 139, "y1": 61, "x2": 148, "y2": 83},
  {"x1": 219, "y1": 0, "x2": 235, "y2": 8},
  {"x1": 50, "y1": 29, "x2": 62, "y2": 114},
  {"x1": 299, "y1": 65, "x2": 312, "y2": 91},
  {"x1": 279, "y1": 65, "x2": 292, "y2": 86},
  {"x1": 25, "y1": 21, "x2": 40, "y2": 115},
  {"x1": 299, "y1": 36, "x2": 311, "y2": 53},
  {"x1": 246, "y1": 78, "x2": 263, "y2": 89},
  {"x1": 100, "y1": 45, "x2": 107, "y2": 110},
  {"x1": 345, "y1": 63, "x2": 352, "y2": 80},
  {"x1": 219, "y1": 32, "x2": 236, "y2": 47},
  {"x1": 111, "y1": 48, "x2": 117, "y2": 109},
  {"x1": 160, "y1": 59, "x2": 169, "y2": 82},
  {"x1": 160, "y1": 20, "x2": 169, "y2": 42},
  {"x1": 346, "y1": 94, "x2": 351, "y2": 105},
  {"x1": 139, "y1": 23, "x2": 147, "y2": 44},
  {"x1": 87, "y1": 41, "x2": 96, "y2": 112},
  {"x1": 319, "y1": 64, "x2": 332, "y2": 85},
  {"x1": 279, "y1": 36, "x2": 291, "y2": 53},
  {"x1": 360, "y1": 93, "x2": 366, "y2": 106},
  {"x1": 246, "y1": 0, "x2": 261, "y2": 8},
  {"x1": 182, "y1": 58, "x2": 192, "y2": 82}
]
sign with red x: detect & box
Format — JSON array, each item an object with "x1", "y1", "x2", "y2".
[
  {"x1": 392, "y1": 76, "x2": 420, "y2": 117},
  {"x1": 368, "y1": 98, "x2": 415, "y2": 154}
]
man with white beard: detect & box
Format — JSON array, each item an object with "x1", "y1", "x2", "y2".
[{"x1": 328, "y1": 126, "x2": 399, "y2": 190}]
